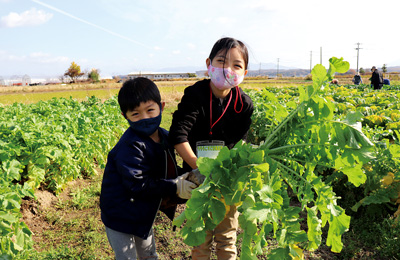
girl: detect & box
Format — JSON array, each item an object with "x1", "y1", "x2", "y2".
[{"x1": 169, "y1": 37, "x2": 254, "y2": 260}]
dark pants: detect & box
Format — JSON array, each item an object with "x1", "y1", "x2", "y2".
[{"x1": 372, "y1": 84, "x2": 382, "y2": 90}]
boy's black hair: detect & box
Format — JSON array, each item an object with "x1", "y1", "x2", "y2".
[
  {"x1": 118, "y1": 77, "x2": 161, "y2": 117},
  {"x1": 208, "y1": 37, "x2": 249, "y2": 70}
]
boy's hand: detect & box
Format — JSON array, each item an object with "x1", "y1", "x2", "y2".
[
  {"x1": 186, "y1": 168, "x2": 205, "y2": 187},
  {"x1": 174, "y1": 173, "x2": 197, "y2": 199}
]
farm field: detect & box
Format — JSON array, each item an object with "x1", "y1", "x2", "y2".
[{"x1": 1, "y1": 63, "x2": 400, "y2": 259}]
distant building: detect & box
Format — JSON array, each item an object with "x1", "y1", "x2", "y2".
[
  {"x1": 6, "y1": 74, "x2": 31, "y2": 86},
  {"x1": 127, "y1": 72, "x2": 192, "y2": 80},
  {"x1": 195, "y1": 70, "x2": 208, "y2": 77}
]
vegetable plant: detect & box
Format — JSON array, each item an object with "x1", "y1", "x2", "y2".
[{"x1": 173, "y1": 57, "x2": 376, "y2": 259}]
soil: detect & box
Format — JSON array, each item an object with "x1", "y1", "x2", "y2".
[
  {"x1": 20, "y1": 175, "x2": 336, "y2": 259},
  {"x1": 20, "y1": 178, "x2": 91, "y2": 248},
  {"x1": 20, "y1": 176, "x2": 194, "y2": 259}
]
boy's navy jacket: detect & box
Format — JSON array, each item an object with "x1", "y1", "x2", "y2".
[
  {"x1": 100, "y1": 127, "x2": 182, "y2": 239},
  {"x1": 169, "y1": 79, "x2": 254, "y2": 172}
]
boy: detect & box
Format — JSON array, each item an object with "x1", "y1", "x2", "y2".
[{"x1": 100, "y1": 77, "x2": 196, "y2": 259}]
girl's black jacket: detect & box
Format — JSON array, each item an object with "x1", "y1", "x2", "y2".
[
  {"x1": 169, "y1": 79, "x2": 254, "y2": 172},
  {"x1": 100, "y1": 127, "x2": 183, "y2": 239}
]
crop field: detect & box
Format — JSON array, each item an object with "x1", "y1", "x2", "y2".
[{"x1": 1, "y1": 59, "x2": 400, "y2": 259}]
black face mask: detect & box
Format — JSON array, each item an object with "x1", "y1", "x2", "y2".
[{"x1": 127, "y1": 110, "x2": 162, "y2": 136}]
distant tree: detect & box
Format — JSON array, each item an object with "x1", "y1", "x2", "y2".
[
  {"x1": 348, "y1": 69, "x2": 356, "y2": 75},
  {"x1": 188, "y1": 73, "x2": 197, "y2": 78},
  {"x1": 64, "y1": 62, "x2": 84, "y2": 83},
  {"x1": 113, "y1": 76, "x2": 121, "y2": 82},
  {"x1": 59, "y1": 75, "x2": 65, "y2": 83},
  {"x1": 88, "y1": 68, "x2": 100, "y2": 83},
  {"x1": 359, "y1": 67, "x2": 365, "y2": 75},
  {"x1": 382, "y1": 64, "x2": 387, "y2": 73}
]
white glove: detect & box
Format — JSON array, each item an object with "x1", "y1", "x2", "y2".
[
  {"x1": 186, "y1": 168, "x2": 206, "y2": 187},
  {"x1": 174, "y1": 172, "x2": 197, "y2": 199}
]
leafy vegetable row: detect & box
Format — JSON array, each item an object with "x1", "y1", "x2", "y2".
[{"x1": 0, "y1": 96, "x2": 126, "y2": 258}]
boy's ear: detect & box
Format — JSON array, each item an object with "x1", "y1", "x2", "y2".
[
  {"x1": 161, "y1": 102, "x2": 165, "y2": 111},
  {"x1": 121, "y1": 112, "x2": 127, "y2": 119}
]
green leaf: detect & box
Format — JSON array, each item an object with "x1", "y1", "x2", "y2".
[
  {"x1": 389, "y1": 143, "x2": 400, "y2": 158},
  {"x1": 181, "y1": 221, "x2": 206, "y2": 246},
  {"x1": 217, "y1": 146, "x2": 231, "y2": 162},
  {"x1": 197, "y1": 157, "x2": 215, "y2": 177},
  {"x1": 242, "y1": 202, "x2": 277, "y2": 223},
  {"x1": 2, "y1": 160, "x2": 22, "y2": 181},
  {"x1": 269, "y1": 247, "x2": 291, "y2": 260},
  {"x1": 306, "y1": 206, "x2": 322, "y2": 251},
  {"x1": 240, "y1": 246, "x2": 259, "y2": 260},
  {"x1": 172, "y1": 210, "x2": 186, "y2": 227},
  {"x1": 326, "y1": 211, "x2": 350, "y2": 253},
  {"x1": 249, "y1": 150, "x2": 265, "y2": 164},
  {"x1": 340, "y1": 164, "x2": 366, "y2": 187},
  {"x1": 329, "y1": 57, "x2": 350, "y2": 74},
  {"x1": 311, "y1": 64, "x2": 328, "y2": 89},
  {"x1": 209, "y1": 198, "x2": 226, "y2": 225}
]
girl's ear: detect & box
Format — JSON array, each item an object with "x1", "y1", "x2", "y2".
[
  {"x1": 244, "y1": 70, "x2": 248, "y2": 76},
  {"x1": 206, "y1": 58, "x2": 211, "y2": 68}
]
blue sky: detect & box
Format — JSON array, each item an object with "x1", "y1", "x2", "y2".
[{"x1": 1, "y1": 0, "x2": 399, "y2": 78}]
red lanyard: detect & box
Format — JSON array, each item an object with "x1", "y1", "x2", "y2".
[
  {"x1": 209, "y1": 85, "x2": 232, "y2": 136},
  {"x1": 209, "y1": 85, "x2": 244, "y2": 136}
]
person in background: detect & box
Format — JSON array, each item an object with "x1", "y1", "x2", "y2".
[
  {"x1": 370, "y1": 66, "x2": 383, "y2": 89},
  {"x1": 331, "y1": 78, "x2": 339, "y2": 85},
  {"x1": 383, "y1": 78, "x2": 390, "y2": 86},
  {"x1": 352, "y1": 74, "x2": 362, "y2": 85},
  {"x1": 100, "y1": 77, "x2": 196, "y2": 260},
  {"x1": 169, "y1": 37, "x2": 254, "y2": 260}
]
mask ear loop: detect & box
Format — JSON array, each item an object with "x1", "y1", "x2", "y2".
[{"x1": 234, "y1": 86, "x2": 243, "y2": 113}]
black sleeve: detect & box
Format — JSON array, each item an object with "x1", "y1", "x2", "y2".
[
  {"x1": 115, "y1": 142, "x2": 177, "y2": 200},
  {"x1": 169, "y1": 85, "x2": 202, "y2": 146}
]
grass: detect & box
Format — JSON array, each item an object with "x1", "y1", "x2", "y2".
[
  {"x1": 17, "y1": 173, "x2": 192, "y2": 260},
  {"x1": 17, "y1": 174, "x2": 114, "y2": 260}
]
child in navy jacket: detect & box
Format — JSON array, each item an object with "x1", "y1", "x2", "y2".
[{"x1": 100, "y1": 77, "x2": 196, "y2": 259}]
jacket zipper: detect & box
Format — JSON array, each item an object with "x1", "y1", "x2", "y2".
[{"x1": 150, "y1": 149, "x2": 170, "y2": 231}]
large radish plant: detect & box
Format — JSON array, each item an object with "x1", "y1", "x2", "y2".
[{"x1": 173, "y1": 57, "x2": 375, "y2": 259}]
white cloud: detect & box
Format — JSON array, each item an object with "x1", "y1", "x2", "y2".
[
  {"x1": 28, "y1": 52, "x2": 68, "y2": 63},
  {"x1": 29, "y1": 52, "x2": 50, "y2": 58},
  {"x1": 0, "y1": 8, "x2": 53, "y2": 28},
  {"x1": 8, "y1": 54, "x2": 26, "y2": 61},
  {"x1": 187, "y1": 43, "x2": 196, "y2": 50},
  {"x1": 0, "y1": 50, "x2": 68, "y2": 64},
  {"x1": 172, "y1": 50, "x2": 181, "y2": 55}
]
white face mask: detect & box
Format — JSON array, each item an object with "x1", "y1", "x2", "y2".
[{"x1": 208, "y1": 64, "x2": 244, "y2": 90}]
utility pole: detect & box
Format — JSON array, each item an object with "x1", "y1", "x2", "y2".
[
  {"x1": 310, "y1": 51, "x2": 312, "y2": 73},
  {"x1": 259, "y1": 62, "x2": 261, "y2": 76},
  {"x1": 355, "y1": 42, "x2": 362, "y2": 74},
  {"x1": 320, "y1": 47, "x2": 322, "y2": 64},
  {"x1": 277, "y1": 58, "x2": 280, "y2": 78}
]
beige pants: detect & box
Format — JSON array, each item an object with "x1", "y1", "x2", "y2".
[{"x1": 192, "y1": 205, "x2": 239, "y2": 260}]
